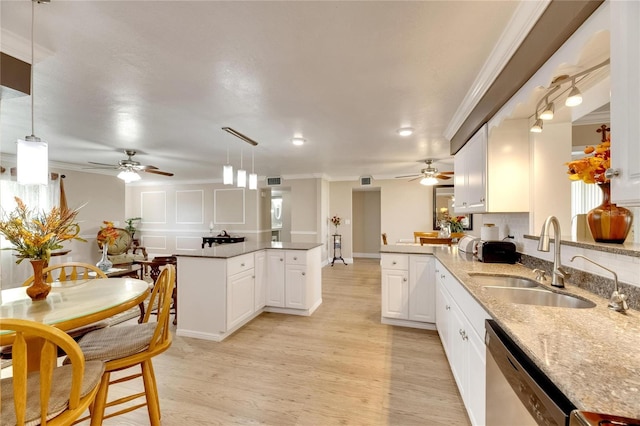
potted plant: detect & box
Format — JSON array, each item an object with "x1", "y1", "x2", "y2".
[{"x1": 125, "y1": 217, "x2": 142, "y2": 242}]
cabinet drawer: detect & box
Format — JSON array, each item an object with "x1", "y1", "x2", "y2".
[
  {"x1": 285, "y1": 251, "x2": 306, "y2": 265},
  {"x1": 381, "y1": 254, "x2": 408, "y2": 270},
  {"x1": 227, "y1": 253, "x2": 255, "y2": 276}
]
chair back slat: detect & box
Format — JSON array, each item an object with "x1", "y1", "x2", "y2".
[
  {"x1": 23, "y1": 262, "x2": 107, "y2": 287},
  {"x1": 143, "y1": 265, "x2": 175, "y2": 350}
]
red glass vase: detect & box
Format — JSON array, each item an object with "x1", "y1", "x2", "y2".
[
  {"x1": 26, "y1": 258, "x2": 51, "y2": 301},
  {"x1": 587, "y1": 182, "x2": 633, "y2": 244}
]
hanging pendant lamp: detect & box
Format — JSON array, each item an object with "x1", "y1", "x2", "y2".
[
  {"x1": 18, "y1": 0, "x2": 49, "y2": 186},
  {"x1": 249, "y1": 149, "x2": 257, "y2": 190},
  {"x1": 237, "y1": 148, "x2": 246, "y2": 188}
]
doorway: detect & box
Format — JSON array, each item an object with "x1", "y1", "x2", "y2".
[
  {"x1": 352, "y1": 188, "x2": 381, "y2": 258},
  {"x1": 271, "y1": 188, "x2": 291, "y2": 242}
]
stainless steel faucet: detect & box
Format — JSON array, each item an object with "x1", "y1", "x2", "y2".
[
  {"x1": 537, "y1": 216, "x2": 570, "y2": 288},
  {"x1": 570, "y1": 255, "x2": 628, "y2": 313}
]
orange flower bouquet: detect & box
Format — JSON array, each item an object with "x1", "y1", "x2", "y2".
[
  {"x1": 566, "y1": 129, "x2": 610, "y2": 184},
  {"x1": 97, "y1": 221, "x2": 119, "y2": 246},
  {"x1": 0, "y1": 197, "x2": 85, "y2": 264}
]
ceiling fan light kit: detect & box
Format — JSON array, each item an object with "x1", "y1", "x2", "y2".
[
  {"x1": 292, "y1": 137, "x2": 305, "y2": 146},
  {"x1": 17, "y1": 0, "x2": 49, "y2": 186},
  {"x1": 420, "y1": 176, "x2": 439, "y2": 186},
  {"x1": 118, "y1": 169, "x2": 141, "y2": 183}
]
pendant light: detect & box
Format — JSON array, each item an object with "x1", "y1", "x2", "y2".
[
  {"x1": 249, "y1": 149, "x2": 257, "y2": 190},
  {"x1": 17, "y1": 0, "x2": 49, "y2": 186},
  {"x1": 237, "y1": 148, "x2": 246, "y2": 188},
  {"x1": 223, "y1": 141, "x2": 233, "y2": 185}
]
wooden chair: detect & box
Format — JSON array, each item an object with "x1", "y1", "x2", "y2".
[
  {"x1": 97, "y1": 228, "x2": 147, "y2": 266},
  {"x1": 72, "y1": 265, "x2": 176, "y2": 426},
  {"x1": 419, "y1": 237, "x2": 453, "y2": 246},
  {"x1": 0, "y1": 263, "x2": 110, "y2": 361},
  {"x1": 414, "y1": 231, "x2": 438, "y2": 243},
  {"x1": 0, "y1": 319, "x2": 105, "y2": 426},
  {"x1": 381, "y1": 233, "x2": 388, "y2": 245},
  {"x1": 137, "y1": 256, "x2": 178, "y2": 324},
  {"x1": 22, "y1": 262, "x2": 108, "y2": 287}
]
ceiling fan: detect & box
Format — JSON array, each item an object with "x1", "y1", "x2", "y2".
[
  {"x1": 395, "y1": 159, "x2": 454, "y2": 185},
  {"x1": 86, "y1": 149, "x2": 174, "y2": 182}
]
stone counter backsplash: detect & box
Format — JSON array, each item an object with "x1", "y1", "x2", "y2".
[{"x1": 520, "y1": 253, "x2": 640, "y2": 310}]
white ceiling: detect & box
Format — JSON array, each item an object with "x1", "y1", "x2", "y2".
[{"x1": 0, "y1": 0, "x2": 521, "y2": 183}]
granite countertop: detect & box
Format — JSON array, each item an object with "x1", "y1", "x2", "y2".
[
  {"x1": 431, "y1": 246, "x2": 640, "y2": 419},
  {"x1": 174, "y1": 241, "x2": 322, "y2": 259}
]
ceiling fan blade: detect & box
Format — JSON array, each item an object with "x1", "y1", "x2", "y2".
[
  {"x1": 436, "y1": 174, "x2": 453, "y2": 180},
  {"x1": 438, "y1": 171, "x2": 454, "y2": 175},
  {"x1": 135, "y1": 164, "x2": 159, "y2": 171},
  {"x1": 395, "y1": 174, "x2": 421, "y2": 179},
  {"x1": 144, "y1": 169, "x2": 174, "y2": 177},
  {"x1": 88, "y1": 161, "x2": 117, "y2": 167},
  {"x1": 83, "y1": 166, "x2": 119, "y2": 170},
  {"x1": 408, "y1": 176, "x2": 423, "y2": 182}
]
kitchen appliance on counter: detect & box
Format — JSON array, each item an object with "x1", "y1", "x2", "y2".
[
  {"x1": 477, "y1": 241, "x2": 518, "y2": 264},
  {"x1": 458, "y1": 235, "x2": 480, "y2": 254},
  {"x1": 486, "y1": 320, "x2": 576, "y2": 426}
]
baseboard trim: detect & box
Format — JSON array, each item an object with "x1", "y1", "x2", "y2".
[{"x1": 381, "y1": 317, "x2": 437, "y2": 331}]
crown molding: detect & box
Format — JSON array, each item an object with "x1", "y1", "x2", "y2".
[
  {"x1": 1, "y1": 29, "x2": 55, "y2": 64},
  {"x1": 444, "y1": 0, "x2": 551, "y2": 141}
]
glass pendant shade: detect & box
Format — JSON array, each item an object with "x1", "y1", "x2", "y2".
[
  {"x1": 117, "y1": 169, "x2": 141, "y2": 183},
  {"x1": 249, "y1": 173, "x2": 257, "y2": 190},
  {"x1": 530, "y1": 118, "x2": 543, "y2": 133},
  {"x1": 565, "y1": 86, "x2": 583, "y2": 107},
  {"x1": 419, "y1": 176, "x2": 438, "y2": 186},
  {"x1": 223, "y1": 164, "x2": 233, "y2": 185},
  {"x1": 17, "y1": 138, "x2": 48, "y2": 185},
  {"x1": 540, "y1": 102, "x2": 554, "y2": 120},
  {"x1": 237, "y1": 169, "x2": 247, "y2": 188}
]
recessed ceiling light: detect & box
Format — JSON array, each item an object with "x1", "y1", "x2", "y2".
[
  {"x1": 396, "y1": 127, "x2": 414, "y2": 137},
  {"x1": 292, "y1": 137, "x2": 305, "y2": 146}
]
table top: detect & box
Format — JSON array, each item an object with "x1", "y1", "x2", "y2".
[{"x1": 1, "y1": 278, "x2": 149, "y2": 336}]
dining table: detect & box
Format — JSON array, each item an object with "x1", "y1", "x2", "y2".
[{"x1": 1, "y1": 277, "x2": 149, "y2": 371}]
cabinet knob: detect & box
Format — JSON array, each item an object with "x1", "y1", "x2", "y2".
[
  {"x1": 403, "y1": 278, "x2": 407, "y2": 282},
  {"x1": 302, "y1": 272, "x2": 306, "y2": 276},
  {"x1": 605, "y1": 168, "x2": 620, "y2": 179},
  {"x1": 480, "y1": 197, "x2": 485, "y2": 203},
  {"x1": 280, "y1": 258, "x2": 283, "y2": 262},
  {"x1": 241, "y1": 263, "x2": 245, "y2": 267},
  {"x1": 440, "y1": 274, "x2": 445, "y2": 279},
  {"x1": 463, "y1": 201, "x2": 467, "y2": 206},
  {"x1": 392, "y1": 261, "x2": 397, "y2": 265},
  {"x1": 445, "y1": 305, "x2": 450, "y2": 310},
  {"x1": 459, "y1": 328, "x2": 464, "y2": 336},
  {"x1": 435, "y1": 269, "x2": 439, "y2": 273}
]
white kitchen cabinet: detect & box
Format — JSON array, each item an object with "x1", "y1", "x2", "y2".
[
  {"x1": 380, "y1": 253, "x2": 435, "y2": 329},
  {"x1": 454, "y1": 121, "x2": 529, "y2": 214},
  {"x1": 266, "y1": 251, "x2": 285, "y2": 307},
  {"x1": 434, "y1": 260, "x2": 489, "y2": 426},
  {"x1": 254, "y1": 250, "x2": 266, "y2": 311},
  {"x1": 265, "y1": 247, "x2": 322, "y2": 315},
  {"x1": 611, "y1": 0, "x2": 640, "y2": 207},
  {"x1": 227, "y1": 268, "x2": 255, "y2": 330}
]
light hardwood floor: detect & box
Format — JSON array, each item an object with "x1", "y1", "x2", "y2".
[{"x1": 81, "y1": 258, "x2": 471, "y2": 425}]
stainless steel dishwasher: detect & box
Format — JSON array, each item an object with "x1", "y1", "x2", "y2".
[{"x1": 485, "y1": 320, "x2": 576, "y2": 426}]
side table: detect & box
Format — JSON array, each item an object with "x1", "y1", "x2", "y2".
[{"x1": 331, "y1": 234, "x2": 347, "y2": 266}]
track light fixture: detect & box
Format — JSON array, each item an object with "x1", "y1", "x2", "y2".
[{"x1": 529, "y1": 58, "x2": 609, "y2": 133}]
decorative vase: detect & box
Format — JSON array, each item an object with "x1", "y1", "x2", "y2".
[
  {"x1": 26, "y1": 259, "x2": 51, "y2": 301},
  {"x1": 587, "y1": 182, "x2": 633, "y2": 243},
  {"x1": 96, "y1": 243, "x2": 113, "y2": 272}
]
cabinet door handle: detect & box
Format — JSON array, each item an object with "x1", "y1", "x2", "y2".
[
  {"x1": 605, "y1": 168, "x2": 620, "y2": 179},
  {"x1": 440, "y1": 274, "x2": 445, "y2": 279},
  {"x1": 445, "y1": 305, "x2": 450, "y2": 310},
  {"x1": 435, "y1": 269, "x2": 439, "y2": 273},
  {"x1": 459, "y1": 329, "x2": 464, "y2": 336},
  {"x1": 480, "y1": 197, "x2": 485, "y2": 203}
]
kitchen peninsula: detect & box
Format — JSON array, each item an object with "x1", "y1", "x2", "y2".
[{"x1": 175, "y1": 242, "x2": 322, "y2": 342}]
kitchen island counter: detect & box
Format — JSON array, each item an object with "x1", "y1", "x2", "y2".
[{"x1": 174, "y1": 241, "x2": 322, "y2": 259}]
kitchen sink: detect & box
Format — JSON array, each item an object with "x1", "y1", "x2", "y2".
[
  {"x1": 469, "y1": 274, "x2": 540, "y2": 288},
  {"x1": 483, "y1": 286, "x2": 596, "y2": 309}
]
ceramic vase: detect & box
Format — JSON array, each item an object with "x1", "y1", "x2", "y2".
[
  {"x1": 587, "y1": 182, "x2": 633, "y2": 243},
  {"x1": 96, "y1": 243, "x2": 113, "y2": 272},
  {"x1": 26, "y1": 259, "x2": 51, "y2": 301}
]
